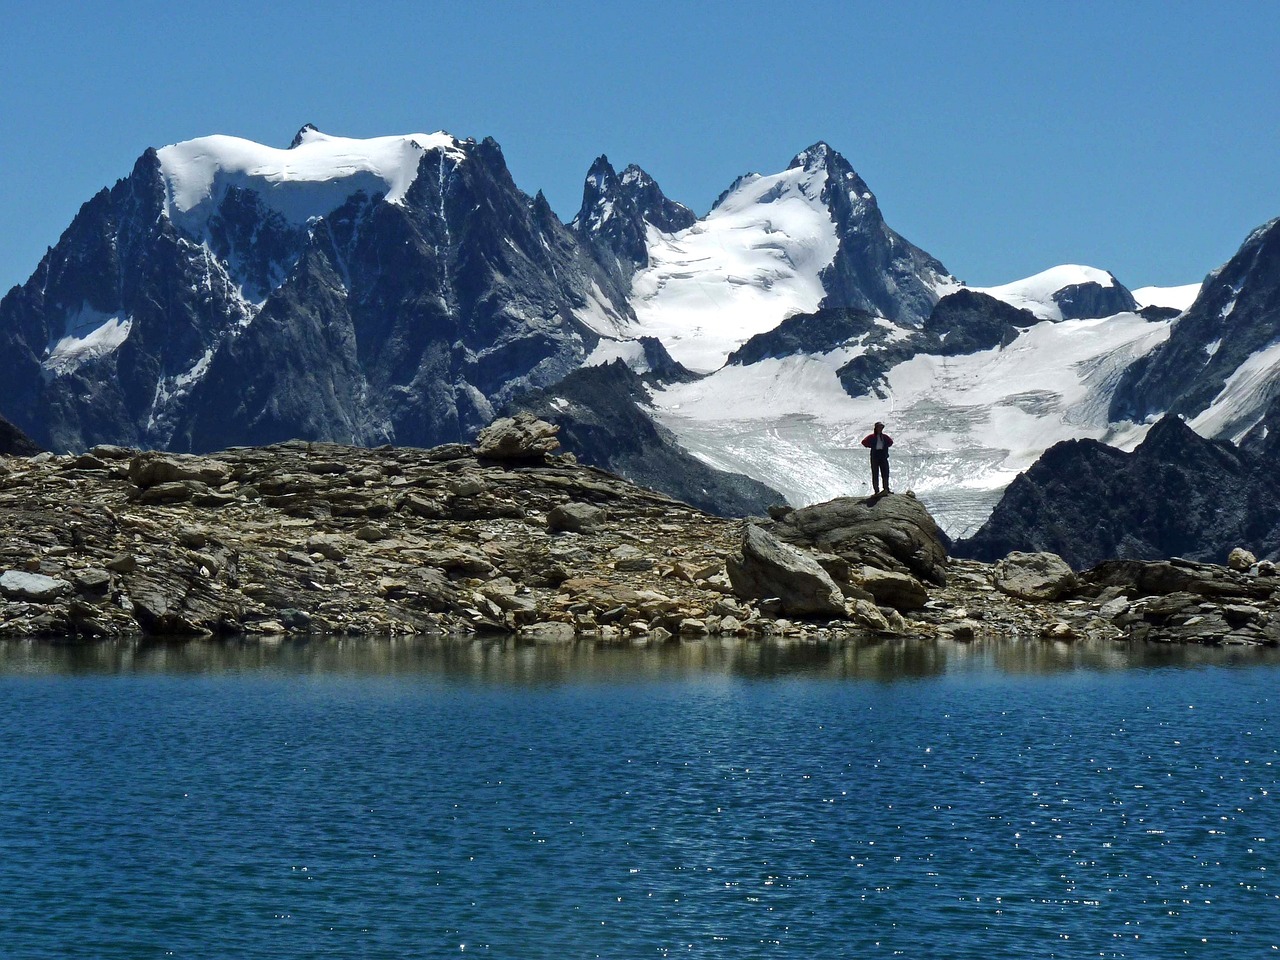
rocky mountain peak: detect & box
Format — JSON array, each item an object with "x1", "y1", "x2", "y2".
[
  {"x1": 804, "y1": 144, "x2": 956, "y2": 327},
  {"x1": 788, "y1": 141, "x2": 837, "y2": 171},
  {"x1": 571, "y1": 154, "x2": 693, "y2": 284},
  {"x1": 289, "y1": 123, "x2": 320, "y2": 148},
  {"x1": 1110, "y1": 215, "x2": 1280, "y2": 433},
  {"x1": 0, "y1": 128, "x2": 634, "y2": 453}
]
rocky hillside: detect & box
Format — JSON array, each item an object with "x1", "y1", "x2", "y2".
[
  {"x1": 4, "y1": 417, "x2": 1279, "y2": 649},
  {"x1": 510, "y1": 360, "x2": 783, "y2": 517},
  {"x1": 954, "y1": 415, "x2": 1280, "y2": 568}
]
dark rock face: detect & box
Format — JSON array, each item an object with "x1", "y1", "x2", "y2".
[
  {"x1": 511, "y1": 360, "x2": 782, "y2": 518},
  {"x1": 767, "y1": 492, "x2": 949, "y2": 586},
  {"x1": 836, "y1": 290, "x2": 1040, "y2": 398},
  {"x1": 727, "y1": 307, "x2": 884, "y2": 365},
  {"x1": 0, "y1": 134, "x2": 633, "y2": 454},
  {"x1": 570, "y1": 156, "x2": 695, "y2": 286},
  {"x1": 923, "y1": 289, "x2": 1039, "y2": 353},
  {"x1": 955, "y1": 415, "x2": 1280, "y2": 568},
  {"x1": 734, "y1": 290, "x2": 1037, "y2": 401},
  {"x1": 1111, "y1": 217, "x2": 1280, "y2": 432},
  {"x1": 0, "y1": 413, "x2": 40, "y2": 456},
  {"x1": 1051, "y1": 274, "x2": 1138, "y2": 320},
  {"x1": 799, "y1": 143, "x2": 955, "y2": 328}
]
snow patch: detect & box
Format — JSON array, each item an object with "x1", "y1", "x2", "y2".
[
  {"x1": 1190, "y1": 338, "x2": 1280, "y2": 442},
  {"x1": 585, "y1": 338, "x2": 651, "y2": 374},
  {"x1": 573, "y1": 281, "x2": 630, "y2": 337},
  {"x1": 41, "y1": 306, "x2": 133, "y2": 376},
  {"x1": 1132, "y1": 283, "x2": 1201, "y2": 311}
]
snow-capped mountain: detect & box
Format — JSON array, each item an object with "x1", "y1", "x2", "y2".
[
  {"x1": 619, "y1": 143, "x2": 957, "y2": 373},
  {"x1": 5, "y1": 124, "x2": 1279, "y2": 540},
  {"x1": 0, "y1": 128, "x2": 634, "y2": 452}
]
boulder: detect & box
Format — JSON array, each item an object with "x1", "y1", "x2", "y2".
[
  {"x1": 1229, "y1": 547, "x2": 1258, "y2": 571},
  {"x1": 992, "y1": 551, "x2": 1078, "y2": 601},
  {"x1": 769, "y1": 493, "x2": 948, "y2": 586},
  {"x1": 128, "y1": 452, "x2": 232, "y2": 489},
  {"x1": 856, "y1": 565, "x2": 929, "y2": 610},
  {"x1": 475, "y1": 412, "x2": 560, "y2": 461},
  {"x1": 849, "y1": 599, "x2": 892, "y2": 632},
  {"x1": 547, "y1": 502, "x2": 607, "y2": 533},
  {"x1": 725, "y1": 525, "x2": 847, "y2": 618},
  {"x1": 0, "y1": 570, "x2": 70, "y2": 602}
]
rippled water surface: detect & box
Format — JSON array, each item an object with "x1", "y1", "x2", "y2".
[{"x1": 1, "y1": 637, "x2": 1278, "y2": 958}]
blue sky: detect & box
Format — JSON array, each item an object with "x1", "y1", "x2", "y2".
[{"x1": 2, "y1": 0, "x2": 1277, "y2": 294}]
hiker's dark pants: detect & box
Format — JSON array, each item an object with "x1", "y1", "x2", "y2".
[{"x1": 870, "y1": 452, "x2": 889, "y2": 492}]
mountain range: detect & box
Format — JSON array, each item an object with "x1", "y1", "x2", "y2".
[{"x1": 2, "y1": 125, "x2": 1279, "y2": 547}]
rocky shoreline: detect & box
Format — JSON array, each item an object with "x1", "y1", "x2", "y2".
[{"x1": 3, "y1": 417, "x2": 1278, "y2": 648}]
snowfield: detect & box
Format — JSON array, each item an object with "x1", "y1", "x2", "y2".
[
  {"x1": 157, "y1": 128, "x2": 466, "y2": 236},
  {"x1": 651, "y1": 312, "x2": 1172, "y2": 536},
  {"x1": 625, "y1": 161, "x2": 841, "y2": 373},
  {"x1": 1190, "y1": 338, "x2": 1280, "y2": 443},
  {"x1": 42, "y1": 306, "x2": 133, "y2": 377}
]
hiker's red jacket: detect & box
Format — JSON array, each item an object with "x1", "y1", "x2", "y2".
[{"x1": 861, "y1": 432, "x2": 893, "y2": 453}]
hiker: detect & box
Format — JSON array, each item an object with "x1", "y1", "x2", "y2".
[{"x1": 861, "y1": 421, "x2": 893, "y2": 495}]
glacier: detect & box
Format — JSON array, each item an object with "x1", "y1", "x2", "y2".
[{"x1": 650, "y1": 310, "x2": 1172, "y2": 537}]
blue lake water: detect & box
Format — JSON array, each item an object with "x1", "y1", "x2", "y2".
[{"x1": 1, "y1": 637, "x2": 1278, "y2": 959}]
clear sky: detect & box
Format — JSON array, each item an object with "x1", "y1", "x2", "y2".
[{"x1": 2, "y1": 0, "x2": 1278, "y2": 295}]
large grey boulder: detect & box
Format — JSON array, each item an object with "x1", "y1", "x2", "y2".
[
  {"x1": 856, "y1": 565, "x2": 929, "y2": 611},
  {"x1": 128, "y1": 452, "x2": 232, "y2": 489},
  {"x1": 992, "y1": 551, "x2": 1078, "y2": 601},
  {"x1": 0, "y1": 570, "x2": 70, "y2": 602},
  {"x1": 726, "y1": 525, "x2": 847, "y2": 618},
  {"x1": 547, "y1": 502, "x2": 607, "y2": 533},
  {"x1": 476, "y1": 412, "x2": 561, "y2": 461},
  {"x1": 769, "y1": 493, "x2": 948, "y2": 586}
]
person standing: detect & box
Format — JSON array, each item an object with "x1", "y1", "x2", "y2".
[{"x1": 861, "y1": 421, "x2": 893, "y2": 495}]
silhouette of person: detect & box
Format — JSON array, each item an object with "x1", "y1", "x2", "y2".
[{"x1": 861, "y1": 421, "x2": 893, "y2": 495}]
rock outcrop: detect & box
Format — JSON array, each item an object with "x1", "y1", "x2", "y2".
[
  {"x1": 955, "y1": 415, "x2": 1280, "y2": 568},
  {"x1": 475, "y1": 412, "x2": 561, "y2": 461},
  {"x1": 768, "y1": 493, "x2": 949, "y2": 586}
]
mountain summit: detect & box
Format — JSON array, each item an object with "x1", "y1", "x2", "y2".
[
  {"x1": 0, "y1": 129, "x2": 634, "y2": 452},
  {"x1": 570, "y1": 155, "x2": 695, "y2": 287},
  {"x1": 624, "y1": 142, "x2": 958, "y2": 372}
]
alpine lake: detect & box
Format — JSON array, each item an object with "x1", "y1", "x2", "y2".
[{"x1": 1, "y1": 634, "x2": 1277, "y2": 959}]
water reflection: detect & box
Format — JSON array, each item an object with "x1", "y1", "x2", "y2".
[{"x1": 1, "y1": 634, "x2": 1275, "y2": 683}]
